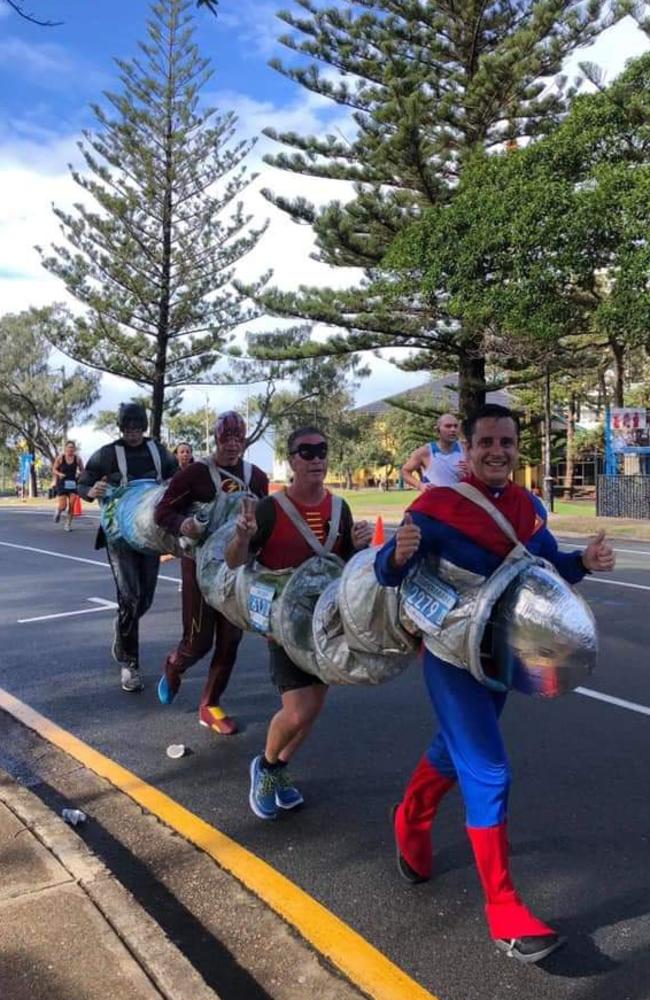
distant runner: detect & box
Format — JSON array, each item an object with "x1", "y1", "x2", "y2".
[
  {"x1": 52, "y1": 441, "x2": 84, "y2": 532},
  {"x1": 402, "y1": 413, "x2": 467, "y2": 490}
]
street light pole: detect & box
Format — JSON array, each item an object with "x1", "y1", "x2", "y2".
[{"x1": 60, "y1": 366, "x2": 68, "y2": 446}]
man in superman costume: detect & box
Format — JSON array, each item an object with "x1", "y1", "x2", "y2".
[{"x1": 374, "y1": 404, "x2": 615, "y2": 964}]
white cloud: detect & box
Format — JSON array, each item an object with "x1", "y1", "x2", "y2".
[
  {"x1": 2, "y1": 15, "x2": 648, "y2": 441},
  {"x1": 216, "y1": 0, "x2": 286, "y2": 60},
  {"x1": 0, "y1": 36, "x2": 73, "y2": 74},
  {"x1": 0, "y1": 134, "x2": 85, "y2": 310},
  {"x1": 0, "y1": 34, "x2": 109, "y2": 90},
  {"x1": 208, "y1": 86, "x2": 346, "y2": 144},
  {"x1": 564, "y1": 15, "x2": 650, "y2": 83}
]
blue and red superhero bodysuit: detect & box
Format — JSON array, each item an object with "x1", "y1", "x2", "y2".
[{"x1": 374, "y1": 475, "x2": 588, "y2": 943}]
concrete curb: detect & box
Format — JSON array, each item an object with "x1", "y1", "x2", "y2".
[{"x1": 0, "y1": 769, "x2": 220, "y2": 1000}]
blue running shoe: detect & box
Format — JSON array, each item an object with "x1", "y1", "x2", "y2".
[
  {"x1": 275, "y1": 768, "x2": 304, "y2": 810},
  {"x1": 249, "y1": 755, "x2": 278, "y2": 820},
  {"x1": 157, "y1": 674, "x2": 176, "y2": 705}
]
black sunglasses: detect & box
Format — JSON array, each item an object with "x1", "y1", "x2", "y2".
[{"x1": 290, "y1": 442, "x2": 328, "y2": 460}]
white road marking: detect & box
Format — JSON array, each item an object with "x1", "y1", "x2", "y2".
[
  {"x1": 560, "y1": 542, "x2": 650, "y2": 557},
  {"x1": 0, "y1": 506, "x2": 101, "y2": 520},
  {"x1": 3, "y1": 535, "x2": 650, "y2": 722},
  {"x1": 0, "y1": 541, "x2": 179, "y2": 583},
  {"x1": 584, "y1": 577, "x2": 650, "y2": 593},
  {"x1": 18, "y1": 597, "x2": 118, "y2": 624},
  {"x1": 576, "y1": 687, "x2": 650, "y2": 718}
]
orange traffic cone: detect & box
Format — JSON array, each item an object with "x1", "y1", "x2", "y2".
[
  {"x1": 72, "y1": 494, "x2": 83, "y2": 517},
  {"x1": 371, "y1": 515, "x2": 385, "y2": 547}
]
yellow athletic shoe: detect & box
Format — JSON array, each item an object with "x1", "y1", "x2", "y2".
[{"x1": 198, "y1": 704, "x2": 238, "y2": 735}]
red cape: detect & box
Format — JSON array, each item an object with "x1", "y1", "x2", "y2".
[{"x1": 408, "y1": 476, "x2": 540, "y2": 559}]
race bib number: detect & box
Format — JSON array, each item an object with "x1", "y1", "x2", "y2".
[
  {"x1": 64, "y1": 479, "x2": 77, "y2": 490},
  {"x1": 248, "y1": 582, "x2": 276, "y2": 633},
  {"x1": 402, "y1": 568, "x2": 458, "y2": 633}
]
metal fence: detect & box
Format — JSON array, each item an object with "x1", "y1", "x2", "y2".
[{"x1": 597, "y1": 475, "x2": 650, "y2": 519}]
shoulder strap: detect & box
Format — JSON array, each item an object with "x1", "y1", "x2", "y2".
[
  {"x1": 114, "y1": 445, "x2": 128, "y2": 486},
  {"x1": 200, "y1": 456, "x2": 250, "y2": 493},
  {"x1": 116, "y1": 441, "x2": 162, "y2": 485},
  {"x1": 273, "y1": 491, "x2": 343, "y2": 556},
  {"x1": 198, "y1": 456, "x2": 223, "y2": 493},
  {"x1": 447, "y1": 482, "x2": 522, "y2": 549},
  {"x1": 146, "y1": 440, "x2": 162, "y2": 482},
  {"x1": 215, "y1": 464, "x2": 248, "y2": 491},
  {"x1": 323, "y1": 495, "x2": 343, "y2": 553}
]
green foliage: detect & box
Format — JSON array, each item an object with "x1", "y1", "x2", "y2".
[
  {"x1": 0, "y1": 307, "x2": 100, "y2": 463},
  {"x1": 38, "y1": 0, "x2": 266, "y2": 439},
  {"x1": 235, "y1": 325, "x2": 369, "y2": 449},
  {"x1": 388, "y1": 51, "x2": 650, "y2": 407},
  {"x1": 94, "y1": 389, "x2": 185, "y2": 438},
  {"x1": 249, "y1": 0, "x2": 620, "y2": 413},
  {"x1": 166, "y1": 406, "x2": 218, "y2": 452}
]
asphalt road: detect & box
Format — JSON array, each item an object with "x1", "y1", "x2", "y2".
[{"x1": 1, "y1": 505, "x2": 650, "y2": 1000}]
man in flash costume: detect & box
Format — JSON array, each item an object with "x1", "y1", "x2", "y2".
[{"x1": 155, "y1": 411, "x2": 268, "y2": 735}]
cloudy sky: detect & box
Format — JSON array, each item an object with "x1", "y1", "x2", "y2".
[{"x1": 1, "y1": 1, "x2": 648, "y2": 468}]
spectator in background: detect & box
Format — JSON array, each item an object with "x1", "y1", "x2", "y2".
[
  {"x1": 174, "y1": 441, "x2": 194, "y2": 470},
  {"x1": 402, "y1": 414, "x2": 468, "y2": 491}
]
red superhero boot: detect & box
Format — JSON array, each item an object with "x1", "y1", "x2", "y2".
[
  {"x1": 467, "y1": 822, "x2": 564, "y2": 963},
  {"x1": 392, "y1": 756, "x2": 456, "y2": 883}
]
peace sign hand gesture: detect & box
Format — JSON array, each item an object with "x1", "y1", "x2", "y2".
[{"x1": 235, "y1": 496, "x2": 257, "y2": 542}]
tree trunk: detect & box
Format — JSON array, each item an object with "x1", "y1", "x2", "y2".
[
  {"x1": 542, "y1": 367, "x2": 553, "y2": 507},
  {"x1": 609, "y1": 337, "x2": 625, "y2": 407},
  {"x1": 457, "y1": 349, "x2": 486, "y2": 417},
  {"x1": 27, "y1": 437, "x2": 38, "y2": 497},
  {"x1": 563, "y1": 394, "x2": 576, "y2": 499},
  {"x1": 151, "y1": 14, "x2": 176, "y2": 442}
]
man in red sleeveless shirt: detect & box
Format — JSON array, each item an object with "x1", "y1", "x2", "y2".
[
  {"x1": 155, "y1": 412, "x2": 269, "y2": 734},
  {"x1": 225, "y1": 426, "x2": 373, "y2": 820}
]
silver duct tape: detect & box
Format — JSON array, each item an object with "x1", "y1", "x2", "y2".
[
  {"x1": 101, "y1": 481, "x2": 185, "y2": 556},
  {"x1": 131, "y1": 484, "x2": 198, "y2": 556},
  {"x1": 399, "y1": 557, "x2": 485, "y2": 637},
  {"x1": 338, "y1": 548, "x2": 419, "y2": 656},
  {"x1": 196, "y1": 522, "x2": 246, "y2": 626},
  {"x1": 275, "y1": 555, "x2": 345, "y2": 676},
  {"x1": 313, "y1": 579, "x2": 412, "y2": 685},
  {"x1": 101, "y1": 480, "x2": 244, "y2": 557},
  {"x1": 127, "y1": 486, "x2": 247, "y2": 557},
  {"x1": 233, "y1": 562, "x2": 293, "y2": 633},
  {"x1": 205, "y1": 490, "x2": 250, "y2": 533},
  {"x1": 491, "y1": 563, "x2": 598, "y2": 697},
  {"x1": 396, "y1": 554, "x2": 597, "y2": 698}
]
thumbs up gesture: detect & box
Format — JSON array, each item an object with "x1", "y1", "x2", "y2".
[
  {"x1": 581, "y1": 529, "x2": 615, "y2": 573},
  {"x1": 394, "y1": 512, "x2": 421, "y2": 568},
  {"x1": 235, "y1": 496, "x2": 258, "y2": 541}
]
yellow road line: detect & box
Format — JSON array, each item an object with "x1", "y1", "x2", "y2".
[{"x1": 0, "y1": 686, "x2": 439, "y2": 1000}]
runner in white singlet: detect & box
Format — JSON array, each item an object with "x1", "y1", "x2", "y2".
[{"x1": 402, "y1": 413, "x2": 468, "y2": 491}]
